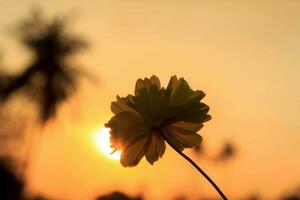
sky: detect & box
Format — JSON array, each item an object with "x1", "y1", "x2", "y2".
[{"x1": 0, "y1": 1, "x2": 300, "y2": 200}]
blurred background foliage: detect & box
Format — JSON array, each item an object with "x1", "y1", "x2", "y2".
[{"x1": 0, "y1": 9, "x2": 87, "y2": 122}]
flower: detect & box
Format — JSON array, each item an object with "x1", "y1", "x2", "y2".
[{"x1": 105, "y1": 75, "x2": 211, "y2": 167}]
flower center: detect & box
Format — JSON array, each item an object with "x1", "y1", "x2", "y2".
[{"x1": 150, "y1": 126, "x2": 162, "y2": 135}]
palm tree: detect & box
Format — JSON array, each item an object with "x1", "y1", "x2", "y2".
[{"x1": 0, "y1": 10, "x2": 87, "y2": 122}]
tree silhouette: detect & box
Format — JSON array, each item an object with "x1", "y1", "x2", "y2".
[
  {"x1": 0, "y1": 157, "x2": 24, "y2": 200},
  {"x1": 193, "y1": 144, "x2": 205, "y2": 156},
  {"x1": 0, "y1": 10, "x2": 89, "y2": 200},
  {"x1": 280, "y1": 186, "x2": 300, "y2": 200},
  {"x1": 0, "y1": 52, "x2": 12, "y2": 93},
  {"x1": 215, "y1": 142, "x2": 236, "y2": 162},
  {"x1": 193, "y1": 141, "x2": 236, "y2": 163},
  {"x1": 173, "y1": 195, "x2": 187, "y2": 200},
  {"x1": 0, "y1": 10, "x2": 87, "y2": 122},
  {"x1": 95, "y1": 191, "x2": 143, "y2": 200}
]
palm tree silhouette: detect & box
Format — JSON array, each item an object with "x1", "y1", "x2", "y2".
[{"x1": 0, "y1": 10, "x2": 87, "y2": 122}]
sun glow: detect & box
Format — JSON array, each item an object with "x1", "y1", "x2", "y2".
[{"x1": 95, "y1": 127, "x2": 121, "y2": 160}]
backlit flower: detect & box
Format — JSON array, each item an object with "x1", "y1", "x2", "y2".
[{"x1": 105, "y1": 75, "x2": 211, "y2": 167}]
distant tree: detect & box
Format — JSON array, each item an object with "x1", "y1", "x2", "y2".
[
  {"x1": 95, "y1": 191, "x2": 143, "y2": 200},
  {"x1": 0, "y1": 51, "x2": 12, "y2": 92},
  {"x1": 0, "y1": 158, "x2": 24, "y2": 200},
  {"x1": 215, "y1": 142, "x2": 236, "y2": 162},
  {"x1": 0, "y1": 10, "x2": 87, "y2": 122},
  {"x1": 281, "y1": 195, "x2": 300, "y2": 200},
  {"x1": 29, "y1": 195, "x2": 52, "y2": 200},
  {"x1": 173, "y1": 195, "x2": 187, "y2": 200},
  {"x1": 193, "y1": 144, "x2": 205, "y2": 156},
  {"x1": 280, "y1": 186, "x2": 300, "y2": 200},
  {"x1": 193, "y1": 141, "x2": 236, "y2": 163},
  {"x1": 246, "y1": 194, "x2": 260, "y2": 200},
  {"x1": 0, "y1": 9, "x2": 89, "y2": 200}
]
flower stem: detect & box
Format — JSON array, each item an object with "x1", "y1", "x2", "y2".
[{"x1": 161, "y1": 133, "x2": 228, "y2": 200}]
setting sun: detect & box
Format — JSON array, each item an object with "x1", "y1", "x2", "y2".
[{"x1": 95, "y1": 127, "x2": 121, "y2": 160}]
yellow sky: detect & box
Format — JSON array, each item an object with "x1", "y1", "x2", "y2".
[{"x1": 0, "y1": 1, "x2": 300, "y2": 199}]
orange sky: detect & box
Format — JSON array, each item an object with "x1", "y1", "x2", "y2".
[{"x1": 0, "y1": 1, "x2": 300, "y2": 200}]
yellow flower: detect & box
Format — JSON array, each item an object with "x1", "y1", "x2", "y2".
[{"x1": 105, "y1": 75, "x2": 211, "y2": 167}]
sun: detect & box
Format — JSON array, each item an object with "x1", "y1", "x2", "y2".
[{"x1": 95, "y1": 127, "x2": 121, "y2": 160}]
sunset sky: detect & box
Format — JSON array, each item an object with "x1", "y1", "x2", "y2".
[{"x1": 0, "y1": 1, "x2": 300, "y2": 200}]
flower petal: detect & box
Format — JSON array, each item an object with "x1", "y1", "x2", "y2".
[
  {"x1": 111, "y1": 95, "x2": 137, "y2": 115},
  {"x1": 163, "y1": 76, "x2": 211, "y2": 124},
  {"x1": 149, "y1": 75, "x2": 161, "y2": 88},
  {"x1": 121, "y1": 135, "x2": 150, "y2": 167},
  {"x1": 166, "y1": 76, "x2": 205, "y2": 106},
  {"x1": 132, "y1": 85, "x2": 167, "y2": 126},
  {"x1": 105, "y1": 111, "x2": 148, "y2": 150},
  {"x1": 163, "y1": 124, "x2": 202, "y2": 151},
  {"x1": 171, "y1": 121, "x2": 204, "y2": 132},
  {"x1": 145, "y1": 130, "x2": 166, "y2": 165},
  {"x1": 135, "y1": 75, "x2": 161, "y2": 96},
  {"x1": 167, "y1": 102, "x2": 211, "y2": 123}
]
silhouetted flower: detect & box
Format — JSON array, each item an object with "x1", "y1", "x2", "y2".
[{"x1": 106, "y1": 75, "x2": 211, "y2": 167}]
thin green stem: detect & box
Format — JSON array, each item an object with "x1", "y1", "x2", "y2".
[{"x1": 161, "y1": 133, "x2": 228, "y2": 200}]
